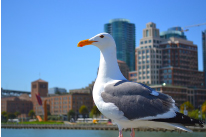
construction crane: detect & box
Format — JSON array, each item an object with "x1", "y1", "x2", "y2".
[{"x1": 181, "y1": 22, "x2": 206, "y2": 32}]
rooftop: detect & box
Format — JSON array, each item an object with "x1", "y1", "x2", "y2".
[
  {"x1": 109, "y1": 18, "x2": 130, "y2": 23},
  {"x1": 32, "y1": 79, "x2": 48, "y2": 83}
]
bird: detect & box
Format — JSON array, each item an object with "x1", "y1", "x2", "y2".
[{"x1": 77, "y1": 33, "x2": 204, "y2": 137}]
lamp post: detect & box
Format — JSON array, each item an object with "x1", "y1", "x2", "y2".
[{"x1": 198, "y1": 105, "x2": 202, "y2": 120}]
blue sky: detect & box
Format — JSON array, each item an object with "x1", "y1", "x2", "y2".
[{"x1": 1, "y1": 0, "x2": 206, "y2": 92}]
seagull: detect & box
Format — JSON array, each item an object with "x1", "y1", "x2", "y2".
[{"x1": 77, "y1": 33, "x2": 204, "y2": 137}]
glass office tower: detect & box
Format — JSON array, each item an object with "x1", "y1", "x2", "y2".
[
  {"x1": 104, "y1": 19, "x2": 135, "y2": 71},
  {"x1": 203, "y1": 30, "x2": 206, "y2": 88},
  {"x1": 160, "y1": 27, "x2": 187, "y2": 40}
]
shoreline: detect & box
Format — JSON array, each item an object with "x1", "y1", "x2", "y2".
[{"x1": 1, "y1": 124, "x2": 206, "y2": 132}]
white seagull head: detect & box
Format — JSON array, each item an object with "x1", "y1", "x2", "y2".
[{"x1": 77, "y1": 33, "x2": 116, "y2": 50}]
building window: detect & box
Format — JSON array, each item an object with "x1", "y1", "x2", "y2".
[
  {"x1": 146, "y1": 30, "x2": 149, "y2": 37},
  {"x1": 146, "y1": 50, "x2": 149, "y2": 53},
  {"x1": 130, "y1": 73, "x2": 137, "y2": 77},
  {"x1": 149, "y1": 40, "x2": 151, "y2": 43},
  {"x1": 153, "y1": 40, "x2": 156, "y2": 43},
  {"x1": 33, "y1": 85, "x2": 36, "y2": 88},
  {"x1": 141, "y1": 41, "x2": 143, "y2": 44},
  {"x1": 145, "y1": 41, "x2": 147, "y2": 44},
  {"x1": 40, "y1": 84, "x2": 46, "y2": 88},
  {"x1": 139, "y1": 66, "x2": 141, "y2": 69},
  {"x1": 131, "y1": 79, "x2": 137, "y2": 82},
  {"x1": 154, "y1": 30, "x2": 158, "y2": 37}
]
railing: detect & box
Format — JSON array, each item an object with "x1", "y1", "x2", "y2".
[
  {"x1": 1, "y1": 123, "x2": 206, "y2": 132},
  {"x1": 1, "y1": 123, "x2": 118, "y2": 130}
]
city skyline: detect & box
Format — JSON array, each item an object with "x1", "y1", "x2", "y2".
[{"x1": 1, "y1": 0, "x2": 206, "y2": 92}]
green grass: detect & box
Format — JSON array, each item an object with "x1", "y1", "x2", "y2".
[{"x1": 19, "y1": 121, "x2": 64, "y2": 124}]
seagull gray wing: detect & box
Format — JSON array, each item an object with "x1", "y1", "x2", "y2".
[{"x1": 101, "y1": 80, "x2": 176, "y2": 120}]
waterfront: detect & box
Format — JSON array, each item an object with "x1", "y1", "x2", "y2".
[{"x1": 1, "y1": 129, "x2": 206, "y2": 137}]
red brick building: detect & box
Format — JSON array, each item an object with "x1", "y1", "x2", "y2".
[
  {"x1": 1, "y1": 94, "x2": 33, "y2": 117},
  {"x1": 31, "y1": 79, "x2": 94, "y2": 117}
]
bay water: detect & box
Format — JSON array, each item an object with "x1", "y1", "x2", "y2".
[{"x1": 1, "y1": 129, "x2": 206, "y2": 137}]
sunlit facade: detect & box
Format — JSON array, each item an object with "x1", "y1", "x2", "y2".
[
  {"x1": 104, "y1": 19, "x2": 135, "y2": 71},
  {"x1": 134, "y1": 22, "x2": 163, "y2": 85},
  {"x1": 203, "y1": 30, "x2": 206, "y2": 88}
]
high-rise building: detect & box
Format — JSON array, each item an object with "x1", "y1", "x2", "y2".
[
  {"x1": 134, "y1": 22, "x2": 163, "y2": 84},
  {"x1": 160, "y1": 27, "x2": 187, "y2": 39},
  {"x1": 130, "y1": 22, "x2": 205, "y2": 88},
  {"x1": 104, "y1": 19, "x2": 136, "y2": 71},
  {"x1": 203, "y1": 30, "x2": 206, "y2": 88},
  {"x1": 159, "y1": 37, "x2": 204, "y2": 88}
]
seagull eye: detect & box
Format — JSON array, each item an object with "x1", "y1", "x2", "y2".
[{"x1": 100, "y1": 35, "x2": 104, "y2": 38}]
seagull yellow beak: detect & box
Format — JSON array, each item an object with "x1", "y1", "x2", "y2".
[{"x1": 77, "y1": 39, "x2": 97, "y2": 47}]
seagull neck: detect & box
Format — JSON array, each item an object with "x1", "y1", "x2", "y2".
[{"x1": 97, "y1": 47, "x2": 126, "y2": 83}]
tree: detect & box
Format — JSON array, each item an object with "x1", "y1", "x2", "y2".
[
  {"x1": 202, "y1": 101, "x2": 206, "y2": 121},
  {"x1": 188, "y1": 109, "x2": 199, "y2": 119},
  {"x1": 202, "y1": 105, "x2": 206, "y2": 114},
  {"x1": 202, "y1": 101, "x2": 206, "y2": 114},
  {"x1": 28, "y1": 110, "x2": 35, "y2": 119},
  {"x1": 14, "y1": 111, "x2": 21, "y2": 118},
  {"x1": 1, "y1": 111, "x2": 8, "y2": 122},
  {"x1": 180, "y1": 101, "x2": 194, "y2": 112},
  {"x1": 7, "y1": 113, "x2": 16, "y2": 119},
  {"x1": 67, "y1": 110, "x2": 75, "y2": 121},
  {"x1": 91, "y1": 106, "x2": 101, "y2": 117},
  {"x1": 79, "y1": 105, "x2": 89, "y2": 118},
  {"x1": 2, "y1": 111, "x2": 7, "y2": 116}
]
